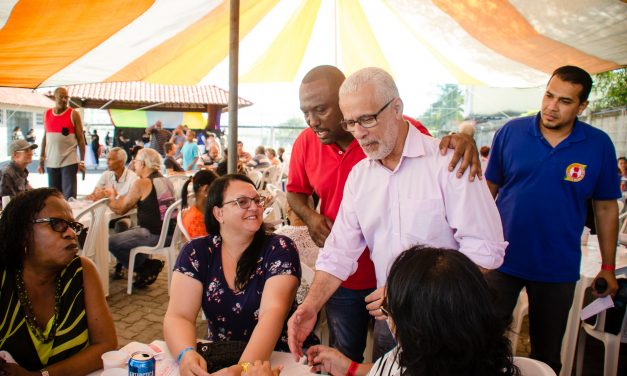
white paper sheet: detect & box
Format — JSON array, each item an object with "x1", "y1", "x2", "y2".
[{"x1": 580, "y1": 296, "x2": 614, "y2": 321}]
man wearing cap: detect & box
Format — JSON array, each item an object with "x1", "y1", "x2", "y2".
[{"x1": 0, "y1": 140, "x2": 37, "y2": 205}]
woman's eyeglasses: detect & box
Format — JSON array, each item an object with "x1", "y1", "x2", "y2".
[
  {"x1": 32, "y1": 217, "x2": 85, "y2": 235},
  {"x1": 222, "y1": 195, "x2": 268, "y2": 210}
]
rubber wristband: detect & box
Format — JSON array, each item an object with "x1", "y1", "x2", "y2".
[
  {"x1": 346, "y1": 361, "x2": 358, "y2": 376},
  {"x1": 177, "y1": 346, "x2": 194, "y2": 364},
  {"x1": 601, "y1": 264, "x2": 616, "y2": 272}
]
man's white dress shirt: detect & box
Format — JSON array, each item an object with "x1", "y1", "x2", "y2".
[
  {"x1": 316, "y1": 126, "x2": 507, "y2": 287},
  {"x1": 95, "y1": 168, "x2": 138, "y2": 197}
]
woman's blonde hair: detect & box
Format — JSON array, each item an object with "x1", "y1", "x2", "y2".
[{"x1": 136, "y1": 148, "x2": 162, "y2": 171}]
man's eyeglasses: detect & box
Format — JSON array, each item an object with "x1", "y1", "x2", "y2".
[
  {"x1": 222, "y1": 196, "x2": 268, "y2": 210},
  {"x1": 380, "y1": 294, "x2": 390, "y2": 317},
  {"x1": 340, "y1": 98, "x2": 395, "y2": 132},
  {"x1": 32, "y1": 217, "x2": 85, "y2": 235}
]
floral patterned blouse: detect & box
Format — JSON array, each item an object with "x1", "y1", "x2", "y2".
[{"x1": 174, "y1": 233, "x2": 301, "y2": 350}]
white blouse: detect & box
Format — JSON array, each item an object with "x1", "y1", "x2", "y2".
[{"x1": 368, "y1": 347, "x2": 403, "y2": 376}]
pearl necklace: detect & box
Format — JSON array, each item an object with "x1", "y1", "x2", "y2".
[{"x1": 15, "y1": 270, "x2": 62, "y2": 344}]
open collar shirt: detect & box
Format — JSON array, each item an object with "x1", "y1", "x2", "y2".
[
  {"x1": 316, "y1": 126, "x2": 507, "y2": 287},
  {"x1": 95, "y1": 168, "x2": 138, "y2": 197}
]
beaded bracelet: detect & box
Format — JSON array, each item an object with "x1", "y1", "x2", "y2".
[{"x1": 177, "y1": 346, "x2": 195, "y2": 364}]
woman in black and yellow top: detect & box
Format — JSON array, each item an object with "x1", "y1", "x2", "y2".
[{"x1": 0, "y1": 188, "x2": 117, "y2": 375}]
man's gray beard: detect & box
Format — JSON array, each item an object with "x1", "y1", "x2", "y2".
[{"x1": 361, "y1": 141, "x2": 394, "y2": 161}]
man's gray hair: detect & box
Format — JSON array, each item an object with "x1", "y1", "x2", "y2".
[
  {"x1": 109, "y1": 147, "x2": 127, "y2": 163},
  {"x1": 136, "y1": 148, "x2": 162, "y2": 171},
  {"x1": 339, "y1": 67, "x2": 399, "y2": 105}
]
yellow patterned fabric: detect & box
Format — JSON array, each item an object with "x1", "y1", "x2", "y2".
[{"x1": 0, "y1": 257, "x2": 89, "y2": 370}]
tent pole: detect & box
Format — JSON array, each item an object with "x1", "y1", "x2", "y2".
[{"x1": 227, "y1": 0, "x2": 240, "y2": 174}]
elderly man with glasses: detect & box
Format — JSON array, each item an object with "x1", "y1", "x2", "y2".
[
  {"x1": 288, "y1": 65, "x2": 481, "y2": 364},
  {"x1": 287, "y1": 67, "x2": 508, "y2": 361}
]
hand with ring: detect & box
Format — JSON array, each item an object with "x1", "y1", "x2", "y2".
[
  {"x1": 241, "y1": 360, "x2": 282, "y2": 375},
  {"x1": 365, "y1": 287, "x2": 387, "y2": 320}
]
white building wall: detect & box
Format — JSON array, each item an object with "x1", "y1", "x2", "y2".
[
  {"x1": 0, "y1": 104, "x2": 45, "y2": 162},
  {"x1": 467, "y1": 86, "x2": 544, "y2": 116},
  {"x1": 588, "y1": 107, "x2": 627, "y2": 158}
]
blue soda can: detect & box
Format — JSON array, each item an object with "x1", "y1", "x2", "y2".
[{"x1": 128, "y1": 351, "x2": 155, "y2": 376}]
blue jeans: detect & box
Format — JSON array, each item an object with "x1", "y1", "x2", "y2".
[
  {"x1": 109, "y1": 227, "x2": 160, "y2": 269},
  {"x1": 373, "y1": 319, "x2": 396, "y2": 361},
  {"x1": 47, "y1": 164, "x2": 78, "y2": 199},
  {"x1": 325, "y1": 286, "x2": 374, "y2": 363}
]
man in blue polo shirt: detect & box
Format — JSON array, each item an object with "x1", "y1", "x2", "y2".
[{"x1": 485, "y1": 65, "x2": 620, "y2": 373}]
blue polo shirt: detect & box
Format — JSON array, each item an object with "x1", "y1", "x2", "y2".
[{"x1": 486, "y1": 113, "x2": 620, "y2": 282}]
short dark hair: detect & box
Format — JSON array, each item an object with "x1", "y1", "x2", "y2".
[
  {"x1": 618, "y1": 157, "x2": 627, "y2": 163},
  {"x1": 181, "y1": 169, "x2": 218, "y2": 208},
  {"x1": 0, "y1": 188, "x2": 64, "y2": 270},
  {"x1": 205, "y1": 174, "x2": 270, "y2": 291},
  {"x1": 480, "y1": 146, "x2": 490, "y2": 158},
  {"x1": 550, "y1": 65, "x2": 593, "y2": 103},
  {"x1": 129, "y1": 145, "x2": 143, "y2": 159},
  {"x1": 301, "y1": 65, "x2": 346, "y2": 86},
  {"x1": 164, "y1": 142, "x2": 174, "y2": 154},
  {"x1": 386, "y1": 246, "x2": 519, "y2": 376}
]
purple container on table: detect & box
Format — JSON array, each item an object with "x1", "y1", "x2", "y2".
[{"x1": 128, "y1": 351, "x2": 155, "y2": 376}]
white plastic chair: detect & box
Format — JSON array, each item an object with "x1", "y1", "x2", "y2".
[
  {"x1": 263, "y1": 165, "x2": 282, "y2": 189},
  {"x1": 168, "y1": 174, "x2": 191, "y2": 200},
  {"x1": 514, "y1": 357, "x2": 556, "y2": 375},
  {"x1": 74, "y1": 198, "x2": 111, "y2": 295},
  {"x1": 619, "y1": 211, "x2": 627, "y2": 246},
  {"x1": 177, "y1": 192, "x2": 195, "y2": 242},
  {"x1": 575, "y1": 276, "x2": 627, "y2": 376},
  {"x1": 508, "y1": 288, "x2": 529, "y2": 355},
  {"x1": 263, "y1": 187, "x2": 288, "y2": 227},
  {"x1": 247, "y1": 170, "x2": 264, "y2": 190},
  {"x1": 127, "y1": 199, "x2": 181, "y2": 295},
  {"x1": 177, "y1": 208, "x2": 192, "y2": 242},
  {"x1": 74, "y1": 198, "x2": 109, "y2": 259}
]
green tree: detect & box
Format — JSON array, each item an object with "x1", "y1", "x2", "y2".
[
  {"x1": 274, "y1": 117, "x2": 306, "y2": 147},
  {"x1": 417, "y1": 84, "x2": 464, "y2": 133},
  {"x1": 592, "y1": 67, "x2": 627, "y2": 110}
]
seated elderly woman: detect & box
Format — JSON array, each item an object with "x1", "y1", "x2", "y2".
[
  {"x1": 164, "y1": 174, "x2": 312, "y2": 375},
  {"x1": 180, "y1": 169, "x2": 218, "y2": 239},
  {"x1": 107, "y1": 147, "x2": 175, "y2": 287},
  {"x1": 0, "y1": 188, "x2": 117, "y2": 374},
  {"x1": 306, "y1": 246, "x2": 519, "y2": 376}
]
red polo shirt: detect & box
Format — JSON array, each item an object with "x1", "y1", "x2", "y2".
[{"x1": 287, "y1": 118, "x2": 430, "y2": 290}]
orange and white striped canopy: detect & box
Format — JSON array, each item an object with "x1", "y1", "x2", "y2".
[{"x1": 0, "y1": 0, "x2": 625, "y2": 90}]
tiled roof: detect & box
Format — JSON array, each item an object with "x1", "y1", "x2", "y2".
[
  {"x1": 46, "y1": 82, "x2": 253, "y2": 112},
  {"x1": 0, "y1": 87, "x2": 54, "y2": 108}
]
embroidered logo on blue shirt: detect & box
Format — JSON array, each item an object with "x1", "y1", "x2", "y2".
[{"x1": 564, "y1": 163, "x2": 587, "y2": 182}]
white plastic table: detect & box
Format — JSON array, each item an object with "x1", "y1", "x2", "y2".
[
  {"x1": 71, "y1": 200, "x2": 136, "y2": 297},
  {"x1": 88, "y1": 340, "x2": 313, "y2": 376}
]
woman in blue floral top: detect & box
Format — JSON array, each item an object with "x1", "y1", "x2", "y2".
[{"x1": 164, "y1": 174, "x2": 303, "y2": 376}]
